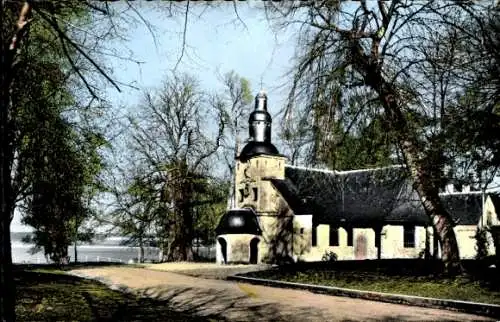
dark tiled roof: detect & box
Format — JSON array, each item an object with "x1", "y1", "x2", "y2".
[
  {"x1": 441, "y1": 194, "x2": 483, "y2": 225},
  {"x1": 268, "y1": 178, "x2": 312, "y2": 215},
  {"x1": 216, "y1": 208, "x2": 262, "y2": 235},
  {"x1": 281, "y1": 165, "x2": 484, "y2": 226},
  {"x1": 387, "y1": 194, "x2": 483, "y2": 225},
  {"x1": 387, "y1": 199, "x2": 428, "y2": 225}
]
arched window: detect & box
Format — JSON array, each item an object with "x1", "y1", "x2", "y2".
[
  {"x1": 404, "y1": 225, "x2": 415, "y2": 248},
  {"x1": 346, "y1": 227, "x2": 353, "y2": 246}
]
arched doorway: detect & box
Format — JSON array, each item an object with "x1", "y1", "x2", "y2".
[
  {"x1": 218, "y1": 237, "x2": 227, "y2": 264},
  {"x1": 249, "y1": 238, "x2": 260, "y2": 264},
  {"x1": 355, "y1": 234, "x2": 367, "y2": 260}
]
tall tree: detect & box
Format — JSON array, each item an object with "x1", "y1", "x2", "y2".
[
  {"x1": 265, "y1": 1, "x2": 499, "y2": 274},
  {"x1": 9, "y1": 4, "x2": 107, "y2": 264},
  {"x1": 127, "y1": 73, "x2": 225, "y2": 261},
  {"x1": 0, "y1": 1, "x2": 145, "y2": 319},
  {"x1": 217, "y1": 71, "x2": 253, "y2": 207}
]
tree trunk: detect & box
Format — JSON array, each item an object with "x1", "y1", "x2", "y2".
[
  {"x1": 74, "y1": 240, "x2": 78, "y2": 263},
  {"x1": 1, "y1": 3, "x2": 33, "y2": 320},
  {"x1": 0, "y1": 59, "x2": 16, "y2": 322},
  {"x1": 0, "y1": 209, "x2": 15, "y2": 322},
  {"x1": 358, "y1": 55, "x2": 462, "y2": 275},
  {"x1": 398, "y1": 128, "x2": 461, "y2": 274},
  {"x1": 424, "y1": 227, "x2": 431, "y2": 260},
  {"x1": 167, "y1": 179, "x2": 194, "y2": 262},
  {"x1": 433, "y1": 227, "x2": 440, "y2": 259},
  {"x1": 167, "y1": 206, "x2": 194, "y2": 262}
]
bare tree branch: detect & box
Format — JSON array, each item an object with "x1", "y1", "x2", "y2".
[{"x1": 173, "y1": 0, "x2": 190, "y2": 72}]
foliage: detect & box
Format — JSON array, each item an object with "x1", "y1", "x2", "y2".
[
  {"x1": 218, "y1": 70, "x2": 253, "y2": 161},
  {"x1": 7, "y1": 8, "x2": 107, "y2": 264},
  {"x1": 321, "y1": 251, "x2": 338, "y2": 262},
  {"x1": 282, "y1": 82, "x2": 395, "y2": 170},
  {"x1": 193, "y1": 178, "x2": 230, "y2": 245},
  {"x1": 474, "y1": 228, "x2": 490, "y2": 261},
  {"x1": 108, "y1": 173, "x2": 161, "y2": 263},
  {"x1": 216, "y1": 71, "x2": 253, "y2": 207}
]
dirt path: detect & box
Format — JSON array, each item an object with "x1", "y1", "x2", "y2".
[{"x1": 71, "y1": 266, "x2": 494, "y2": 322}]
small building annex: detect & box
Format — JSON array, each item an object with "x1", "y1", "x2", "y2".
[{"x1": 215, "y1": 91, "x2": 500, "y2": 264}]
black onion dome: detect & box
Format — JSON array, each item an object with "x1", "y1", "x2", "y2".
[
  {"x1": 216, "y1": 208, "x2": 262, "y2": 235},
  {"x1": 239, "y1": 141, "x2": 279, "y2": 161},
  {"x1": 238, "y1": 90, "x2": 280, "y2": 161}
]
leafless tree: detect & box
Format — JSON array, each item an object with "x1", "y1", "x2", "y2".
[
  {"x1": 127, "y1": 73, "x2": 225, "y2": 261},
  {"x1": 215, "y1": 71, "x2": 253, "y2": 208}
]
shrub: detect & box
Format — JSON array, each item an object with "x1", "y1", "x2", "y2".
[
  {"x1": 322, "y1": 250, "x2": 338, "y2": 262},
  {"x1": 474, "y1": 228, "x2": 489, "y2": 260}
]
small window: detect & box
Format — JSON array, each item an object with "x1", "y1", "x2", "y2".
[
  {"x1": 252, "y1": 187, "x2": 258, "y2": 201},
  {"x1": 404, "y1": 226, "x2": 415, "y2": 248},
  {"x1": 300, "y1": 228, "x2": 305, "y2": 235},
  {"x1": 346, "y1": 227, "x2": 353, "y2": 247},
  {"x1": 312, "y1": 226, "x2": 317, "y2": 246},
  {"x1": 329, "y1": 225, "x2": 339, "y2": 246},
  {"x1": 239, "y1": 189, "x2": 244, "y2": 202}
]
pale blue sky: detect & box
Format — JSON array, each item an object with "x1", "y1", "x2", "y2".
[
  {"x1": 104, "y1": 3, "x2": 297, "y2": 118},
  {"x1": 12, "y1": 3, "x2": 298, "y2": 232}
]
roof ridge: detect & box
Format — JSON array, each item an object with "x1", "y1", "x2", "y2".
[
  {"x1": 284, "y1": 164, "x2": 337, "y2": 174},
  {"x1": 438, "y1": 191, "x2": 494, "y2": 196},
  {"x1": 285, "y1": 164, "x2": 405, "y2": 175}
]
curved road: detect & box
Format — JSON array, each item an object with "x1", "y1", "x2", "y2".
[{"x1": 71, "y1": 267, "x2": 494, "y2": 322}]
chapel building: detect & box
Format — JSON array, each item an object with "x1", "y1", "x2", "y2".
[{"x1": 215, "y1": 91, "x2": 500, "y2": 264}]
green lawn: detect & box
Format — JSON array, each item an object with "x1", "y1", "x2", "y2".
[
  {"x1": 245, "y1": 260, "x2": 500, "y2": 305},
  {"x1": 14, "y1": 265, "x2": 210, "y2": 321}
]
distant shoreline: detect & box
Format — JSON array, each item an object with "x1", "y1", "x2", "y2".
[{"x1": 11, "y1": 241, "x2": 215, "y2": 264}]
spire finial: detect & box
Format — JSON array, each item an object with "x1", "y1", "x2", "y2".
[{"x1": 255, "y1": 90, "x2": 267, "y2": 111}]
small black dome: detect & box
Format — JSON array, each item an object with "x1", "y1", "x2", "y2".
[
  {"x1": 216, "y1": 208, "x2": 262, "y2": 235},
  {"x1": 239, "y1": 141, "x2": 279, "y2": 161}
]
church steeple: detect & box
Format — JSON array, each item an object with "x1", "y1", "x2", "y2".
[
  {"x1": 239, "y1": 90, "x2": 279, "y2": 161},
  {"x1": 249, "y1": 90, "x2": 272, "y2": 143}
]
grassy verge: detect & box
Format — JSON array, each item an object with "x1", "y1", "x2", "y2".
[
  {"x1": 244, "y1": 260, "x2": 500, "y2": 305},
  {"x1": 14, "y1": 265, "x2": 210, "y2": 321}
]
